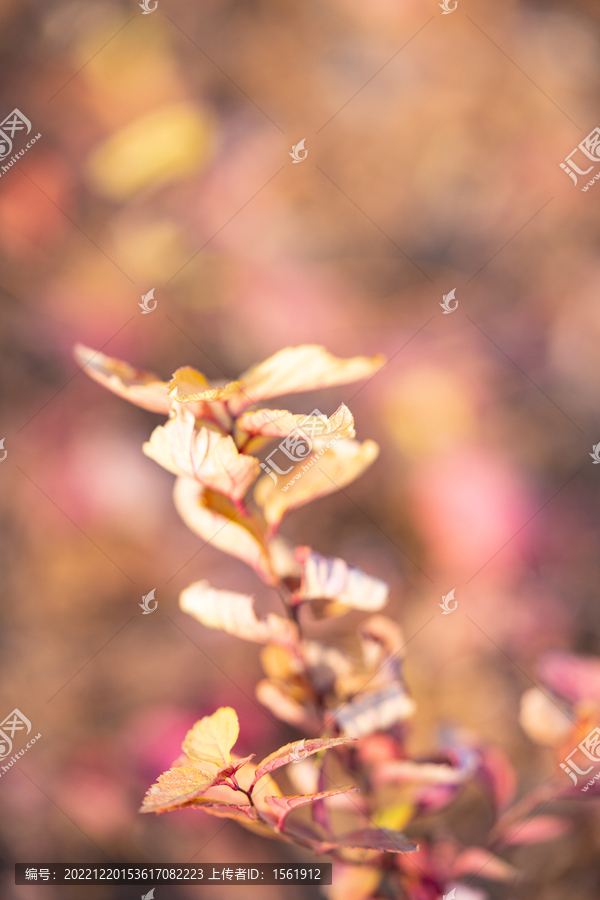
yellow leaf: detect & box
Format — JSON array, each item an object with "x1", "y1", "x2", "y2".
[
  {"x1": 324, "y1": 863, "x2": 380, "y2": 900},
  {"x1": 237, "y1": 404, "x2": 355, "y2": 441},
  {"x1": 140, "y1": 765, "x2": 217, "y2": 813},
  {"x1": 143, "y1": 404, "x2": 259, "y2": 502},
  {"x1": 87, "y1": 102, "x2": 212, "y2": 199},
  {"x1": 168, "y1": 366, "x2": 240, "y2": 403},
  {"x1": 74, "y1": 344, "x2": 170, "y2": 414},
  {"x1": 372, "y1": 801, "x2": 415, "y2": 831},
  {"x1": 180, "y1": 580, "x2": 298, "y2": 646},
  {"x1": 228, "y1": 346, "x2": 385, "y2": 415},
  {"x1": 173, "y1": 477, "x2": 276, "y2": 584},
  {"x1": 182, "y1": 707, "x2": 239, "y2": 766},
  {"x1": 254, "y1": 438, "x2": 379, "y2": 529}
]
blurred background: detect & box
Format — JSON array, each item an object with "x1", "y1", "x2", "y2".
[{"x1": 1, "y1": 0, "x2": 600, "y2": 896}]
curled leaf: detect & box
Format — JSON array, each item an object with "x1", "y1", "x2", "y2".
[
  {"x1": 173, "y1": 477, "x2": 276, "y2": 584},
  {"x1": 168, "y1": 366, "x2": 240, "y2": 404},
  {"x1": 333, "y1": 683, "x2": 416, "y2": 738},
  {"x1": 143, "y1": 405, "x2": 259, "y2": 502},
  {"x1": 228, "y1": 345, "x2": 386, "y2": 415},
  {"x1": 294, "y1": 547, "x2": 389, "y2": 611},
  {"x1": 140, "y1": 766, "x2": 218, "y2": 813},
  {"x1": 74, "y1": 344, "x2": 170, "y2": 414},
  {"x1": 180, "y1": 580, "x2": 298, "y2": 646},
  {"x1": 264, "y1": 787, "x2": 358, "y2": 831},
  {"x1": 255, "y1": 438, "x2": 379, "y2": 530},
  {"x1": 182, "y1": 707, "x2": 239, "y2": 766},
  {"x1": 237, "y1": 404, "x2": 355, "y2": 441},
  {"x1": 252, "y1": 737, "x2": 357, "y2": 788}
]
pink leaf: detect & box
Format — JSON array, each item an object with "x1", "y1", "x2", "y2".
[
  {"x1": 453, "y1": 847, "x2": 516, "y2": 882},
  {"x1": 264, "y1": 787, "x2": 358, "y2": 830},
  {"x1": 251, "y1": 737, "x2": 357, "y2": 788},
  {"x1": 500, "y1": 815, "x2": 572, "y2": 845},
  {"x1": 323, "y1": 828, "x2": 417, "y2": 853}
]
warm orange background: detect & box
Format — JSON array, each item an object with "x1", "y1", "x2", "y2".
[{"x1": 1, "y1": 0, "x2": 599, "y2": 897}]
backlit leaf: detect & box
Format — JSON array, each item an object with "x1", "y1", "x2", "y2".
[
  {"x1": 168, "y1": 366, "x2": 240, "y2": 404},
  {"x1": 228, "y1": 345, "x2": 386, "y2": 415},
  {"x1": 256, "y1": 680, "x2": 322, "y2": 732},
  {"x1": 173, "y1": 477, "x2": 276, "y2": 584},
  {"x1": 294, "y1": 547, "x2": 389, "y2": 611},
  {"x1": 237, "y1": 404, "x2": 355, "y2": 441},
  {"x1": 333, "y1": 684, "x2": 416, "y2": 737},
  {"x1": 264, "y1": 787, "x2": 358, "y2": 831},
  {"x1": 182, "y1": 707, "x2": 239, "y2": 766},
  {"x1": 140, "y1": 766, "x2": 217, "y2": 813},
  {"x1": 252, "y1": 737, "x2": 357, "y2": 788},
  {"x1": 74, "y1": 344, "x2": 170, "y2": 414},
  {"x1": 180, "y1": 580, "x2": 298, "y2": 646},
  {"x1": 143, "y1": 404, "x2": 259, "y2": 502},
  {"x1": 254, "y1": 438, "x2": 379, "y2": 530},
  {"x1": 326, "y1": 828, "x2": 417, "y2": 854}
]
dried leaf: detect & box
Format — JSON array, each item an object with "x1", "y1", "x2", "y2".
[
  {"x1": 182, "y1": 707, "x2": 239, "y2": 766},
  {"x1": 140, "y1": 766, "x2": 218, "y2": 813},
  {"x1": 294, "y1": 547, "x2": 389, "y2": 611},
  {"x1": 500, "y1": 815, "x2": 572, "y2": 845},
  {"x1": 143, "y1": 405, "x2": 259, "y2": 502},
  {"x1": 173, "y1": 477, "x2": 276, "y2": 584},
  {"x1": 327, "y1": 828, "x2": 417, "y2": 854},
  {"x1": 453, "y1": 847, "x2": 516, "y2": 881},
  {"x1": 237, "y1": 404, "x2": 355, "y2": 442},
  {"x1": 74, "y1": 344, "x2": 170, "y2": 414},
  {"x1": 333, "y1": 684, "x2": 416, "y2": 737},
  {"x1": 180, "y1": 580, "x2": 298, "y2": 646},
  {"x1": 265, "y1": 787, "x2": 358, "y2": 831},
  {"x1": 228, "y1": 345, "x2": 386, "y2": 415},
  {"x1": 252, "y1": 737, "x2": 357, "y2": 787},
  {"x1": 255, "y1": 438, "x2": 379, "y2": 530},
  {"x1": 168, "y1": 366, "x2": 240, "y2": 403}
]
